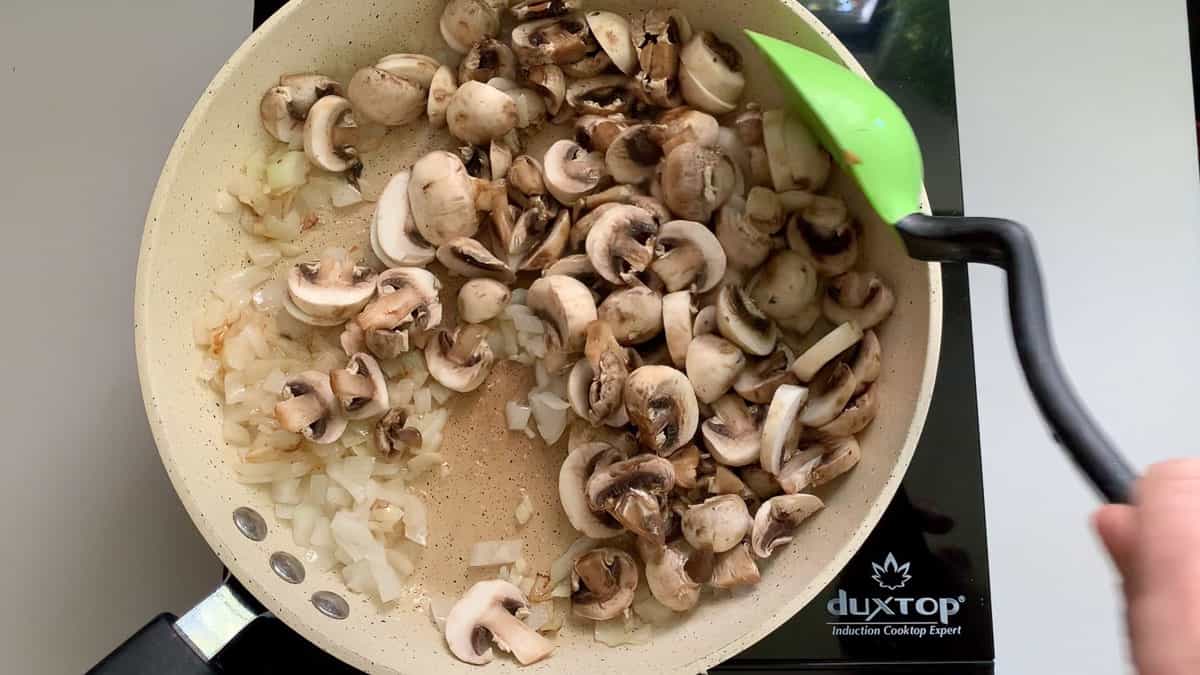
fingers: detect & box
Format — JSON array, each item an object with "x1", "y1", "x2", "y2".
[
  {"x1": 1133, "y1": 459, "x2": 1200, "y2": 602},
  {"x1": 1093, "y1": 504, "x2": 1137, "y2": 581}
]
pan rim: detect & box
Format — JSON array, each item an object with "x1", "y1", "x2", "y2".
[{"x1": 134, "y1": 0, "x2": 943, "y2": 672}]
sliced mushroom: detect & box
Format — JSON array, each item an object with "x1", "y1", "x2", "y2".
[
  {"x1": 606, "y1": 127, "x2": 670, "y2": 188},
  {"x1": 711, "y1": 543, "x2": 760, "y2": 589},
  {"x1": 847, "y1": 329, "x2": 881, "y2": 394},
  {"x1": 571, "y1": 548, "x2": 639, "y2": 620},
  {"x1": 740, "y1": 466, "x2": 782, "y2": 500},
  {"x1": 715, "y1": 284, "x2": 778, "y2": 356},
  {"x1": 427, "y1": 65, "x2": 457, "y2": 128},
  {"x1": 522, "y1": 64, "x2": 567, "y2": 115},
  {"x1": 775, "y1": 445, "x2": 824, "y2": 495},
  {"x1": 458, "y1": 278, "x2": 511, "y2": 324},
  {"x1": 374, "y1": 408, "x2": 423, "y2": 458},
  {"x1": 759, "y1": 384, "x2": 809, "y2": 475},
  {"x1": 624, "y1": 365, "x2": 700, "y2": 456},
  {"x1": 585, "y1": 10, "x2": 637, "y2": 74},
  {"x1": 700, "y1": 394, "x2": 763, "y2": 466},
  {"x1": 734, "y1": 346, "x2": 798, "y2": 404},
  {"x1": 509, "y1": 0, "x2": 580, "y2": 21},
  {"x1": 750, "y1": 494, "x2": 824, "y2": 559},
  {"x1": 561, "y1": 42, "x2": 613, "y2": 79},
  {"x1": 679, "y1": 32, "x2": 745, "y2": 114},
  {"x1": 715, "y1": 206, "x2": 772, "y2": 269},
  {"x1": 584, "y1": 204, "x2": 659, "y2": 285},
  {"x1": 658, "y1": 107, "x2": 721, "y2": 151},
  {"x1": 543, "y1": 139, "x2": 605, "y2": 205},
  {"x1": 559, "y1": 442, "x2": 626, "y2": 538},
  {"x1": 685, "y1": 335, "x2": 745, "y2": 404},
  {"x1": 371, "y1": 170, "x2": 436, "y2": 267},
  {"x1": 576, "y1": 320, "x2": 630, "y2": 425},
  {"x1": 706, "y1": 465, "x2": 756, "y2": 502},
  {"x1": 274, "y1": 371, "x2": 347, "y2": 444},
  {"x1": 347, "y1": 56, "x2": 434, "y2": 127},
  {"x1": 436, "y1": 237, "x2": 516, "y2": 282},
  {"x1": 424, "y1": 324, "x2": 494, "y2": 392},
  {"x1": 408, "y1": 150, "x2": 480, "y2": 246},
  {"x1": 330, "y1": 352, "x2": 389, "y2": 420},
  {"x1": 776, "y1": 302, "x2": 823, "y2": 338},
  {"x1": 527, "y1": 275, "x2": 598, "y2": 372},
  {"x1": 259, "y1": 74, "x2": 342, "y2": 144},
  {"x1": 575, "y1": 114, "x2": 631, "y2": 153},
  {"x1": 633, "y1": 9, "x2": 691, "y2": 108},
  {"x1": 639, "y1": 538, "x2": 702, "y2": 612},
  {"x1": 507, "y1": 155, "x2": 546, "y2": 201},
  {"x1": 816, "y1": 383, "x2": 878, "y2": 439},
  {"x1": 597, "y1": 285, "x2": 663, "y2": 345},
  {"x1": 511, "y1": 14, "x2": 592, "y2": 66},
  {"x1": 356, "y1": 268, "x2": 443, "y2": 359},
  {"x1": 586, "y1": 454, "x2": 675, "y2": 544},
  {"x1": 446, "y1": 80, "x2": 519, "y2": 145},
  {"x1": 542, "y1": 253, "x2": 602, "y2": 288},
  {"x1": 568, "y1": 359, "x2": 629, "y2": 428},
  {"x1": 669, "y1": 443, "x2": 702, "y2": 489},
  {"x1": 693, "y1": 305, "x2": 717, "y2": 336},
  {"x1": 809, "y1": 436, "x2": 862, "y2": 488},
  {"x1": 302, "y1": 95, "x2": 361, "y2": 174},
  {"x1": 790, "y1": 321, "x2": 864, "y2": 382},
  {"x1": 785, "y1": 198, "x2": 859, "y2": 277},
  {"x1": 459, "y1": 39, "x2": 517, "y2": 83},
  {"x1": 440, "y1": 0, "x2": 501, "y2": 53},
  {"x1": 650, "y1": 219, "x2": 727, "y2": 294},
  {"x1": 659, "y1": 142, "x2": 736, "y2": 222},
  {"x1": 747, "y1": 251, "x2": 820, "y2": 324},
  {"x1": 823, "y1": 271, "x2": 896, "y2": 331},
  {"x1": 515, "y1": 208, "x2": 571, "y2": 271},
  {"x1": 797, "y1": 361, "x2": 857, "y2": 427},
  {"x1": 662, "y1": 290, "x2": 694, "y2": 368},
  {"x1": 444, "y1": 580, "x2": 553, "y2": 665},
  {"x1": 681, "y1": 494, "x2": 752, "y2": 554},
  {"x1": 565, "y1": 75, "x2": 637, "y2": 116},
  {"x1": 763, "y1": 109, "x2": 831, "y2": 193},
  {"x1": 284, "y1": 250, "x2": 376, "y2": 326}
]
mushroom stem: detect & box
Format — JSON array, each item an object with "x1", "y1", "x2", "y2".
[
  {"x1": 563, "y1": 150, "x2": 606, "y2": 183},
  {"x1": 478, "y1": 604, "x2": 554, "y2": 665},
  {"x1": 330, "y1": 368, "x2": 374, "y2": 400},
  {"x1": 447, "y1": 324, "x2": 490, "y2": 364},
  {"x1": 275, "y1": 394, "x2": 325, "y2": 433}
]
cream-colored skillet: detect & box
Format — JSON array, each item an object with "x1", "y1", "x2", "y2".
[{"x1": 91, "y1": 0, "x2": 1131, "y2": 673}]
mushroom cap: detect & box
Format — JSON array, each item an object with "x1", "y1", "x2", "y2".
[
  {"x1": 668, "y1": 443, "x2": 702, "y2": 489},
  {"x1": 523, "y1": 64, "x2": 567, "y2": 115},
  {"x1": 685, "y1": 334, "x2": 746, "y2": 404},
  {"x1": 763, "y1": 109, "x2": 831, "y2": 193},
  {"x1": 408, "y1": 150, "x2": 480, "y2": 246},
  {"x1": 759, "y1": 384, "x2": 809, "y2": 475},
  {"x1": 558, "y1": 442, "x2": 627, "y2": 538},
  {"x1": 693, "y1": 304, "x2": 718, "y2": 336},
  {"x1": 715, "y1": 205, "x2": 773, "y2": 270},
  {"x1": 748, "y1": 251, "x2": 819, "y2": 321},
  {"x1": 302, "y1": 95, "x2": 360, "y2": 173},
  {"x1": 681, "y1": 494, "x2": 753, "y2": 554},
  {"x1": 586, "y1": 454, "x2": 676, "y2": 543},
  {"x1": 424, "y1": 325, "x2": 495, "y2": 392},
  {"x1": 701, "y1": 394, "x2": 762, "y2": 467},
  {"x1": 565, "y1": 74, "x2": 637, "y2": 116},
  {"x1": 605, "y1": 124, "x2": 667, "y2": 185},
  {"x1": 285, "y1": 251, "x2": 376, "y2": 326},
  {"x1": 585, "y1": 10, "x2": 637, "y2": 74},
  {"x1": 661, "y1": 290, "x2": 695, "y2": 368},
  {"x1": 511, "y1": 14, "x2": 592, "y2": 66},
  {"x1": 542, "y1": 253, "x2": 602, "y2": 287},
  {"x1": 575, "y1": 114, "x2": 631, "y2": 153},
  {"x1": 459, "y1": 38, "x2": 517, "y2": 83},
  {"x1": 518, "y1": 209, "x2": 572, "y2": 271},
  {"x1": 561, "y1": 45, "x2": 613, "y2": 79},
  {"x1": 436, "y1": 237, "x2": 516, "y2": 282},
  {"x1": 347, "y1": 66, "x2": 426, "y2": 127},
  {"x1": 624, "y1": 365, "x2": 700, "y2": 456},
  {"x1": 567, "y1": 358, "x2": 630, "y2": 428},
  {"x1": 679, "y1": 32, "x2": 745, "y2": 114},
  {"x1": 790, "y1": 321, "x2": 864, "y2": 383},
  {"x1": 809, "y1": 436, "x2": 863, "y2": 488},
  {"x1": 371, "y1": 170, "x2": 436, "y2": 267},
  {"x1": 711, "y1": 542, "x2": 761, "y2": 589},
  {"x1": 374, "y1": 408, "x2": 422, "y2": 458},
  {"x1": 716, "y1": 284, "x2": 778, "y2": 357},
  {"x1": 597, "y1": 285, "x2": 663, "y2": 346},
  {"x1": 444, "y1": 579, "x2": 553, "y2": 665},
  {"x1": 440, "y1": 0, "x2": 501, "y2": 54},
  {"x1": 640, "y1": 539, "x2": 702, "y2": 612},
  {"x1": 543, "y1": 139, "x2": 605, "y2": 205},
  {"x1": 447, "y1": 80, "x2": 520, "y2": 145},
  {"x1": 798, "y1": 362, "x2": 857, "y2": 427},
  {"x1": 259, "y1": 74, "x2": 342, "y2": 143},
  {"x1": 816, "y1": 382, "x2": 878, "y2": 439},
  {"x1": 740, "y1": 466, "x2": 782, "y2": 500},
  {"x1": 734, "y1": 346, "x2": 797, "y2": 404},
  {"x1": 584, "y1": 204, "x2": 659, "y2": 285},
  {"x1": 571, "y1": 548, "x2": 639, "y2": 620},
  {"x1": 775, "y1": 445, "x2": 824, "y2": 495},
  {"x1": 750, "y1": 493, "x2": 824, "y2": 559},
  {"x1": 274, "y1": 371, "x2": 347, "y2": 444},
  {"x1": 356, "y1": 268, "x2": 442, "y2": 358},
  {"x1": 527, "y1": 274, "x2": 598, "y2": 365},
  {"x1": 786, "y1": 198, "x2": 859, "y2": 277},
  {"x1": 427, "y1": 65, "x2": 458, "y2": 128},
  {"x1": 849, "y1": 329, "x2": 881, "y2": 394},
  {"x1": 659, "y1": 142, "x2": 736, "y2": 222},
  {"x1": 822, "y1": 271, "x2": 896, "y2": 331},
  {"x1": 330, "y1": 352, "x2": 389, "y2": 420},
  {"x1": 651, "y1": 219, "x2": 728, "y2": 294},
  {"x1": 457, "y1": 278, "x2": 511, "y2": 324},
  {"x1": 659, "y1": 107, "x2": 721, "y2": 149},
  {"x1": 509, "y1": 0, "x2": 581, "y2": 21}
]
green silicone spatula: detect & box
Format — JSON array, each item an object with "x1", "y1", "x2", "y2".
[{"x1": 746, "y1": 30, "x2": 1136, "y2": 503}]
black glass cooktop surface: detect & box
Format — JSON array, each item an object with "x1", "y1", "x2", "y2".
[{"x1": 222, "y1": 1, "x2": 993, "y2": 672}]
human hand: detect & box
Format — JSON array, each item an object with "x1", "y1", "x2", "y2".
[{"x1": 1093, "y1": 459, "x2": 1200, "y2": 675}]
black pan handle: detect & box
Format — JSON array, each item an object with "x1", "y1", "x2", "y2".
[{"x1": 896, "y1": 213, "x2": 1137, "y2": 503}]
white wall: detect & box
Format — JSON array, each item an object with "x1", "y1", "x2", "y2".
[{"x1": 952, "y1": 1, "x2": 1200, "y2": 673}]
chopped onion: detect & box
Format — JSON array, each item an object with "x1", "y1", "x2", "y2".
[
  {"x1": 214, "y1": 188, "x2": 240, "y2": 214},
  {"x1": 549, "y1": 537, "x2": 598, "y2": 586},
  {"x1": 412, "y1": 388, "x2": 432, "y2": 414},
  {"x1": 428, "y1": 381, "x2": 452, "y2": 405},
  {"x1": 247, "y1": 241, "x2": 282, "y2": 267},
  {"x1": 341, "y1": 420, "x2": 372, "y2": 448},
  {"x1": 302, "y1": 547, "x2": 337, "y2": 573},
  {"x1": 633, "y1": 591, "x2": 678, "y2": 625},
  {"x1": 387, "y1": 379, "x2": 416, "y2": 406},
  {"x1": 223, "y1": 419, "x2": 251, "y2": 446},
  {"x1": 198, "y1": 357, "x2": 220, "y2": 383},
  {"x1": 326, "y1": 485, "x2": 354, "y2": 509},
  {"x1": 270, "y1": 477, "x2": 302, "y2": 505},
  {"x1": 330, "y1": 181, "x2": 364, "y2": 208},
  {"x1": 276, "y1": 241, "x2": 305, "y2": 257},
  {"x1": 514, "y1": 495, "x2": 534, "y2": 526},
  {"x1": 342, "y1": 559, "x2": 377, "y2": 594},
  {"x1": 406, "y1": 453, "x2": 444, "y2": 480},
  {"x1": 534, "y1": 361, "x2": 549, "y2": 389},
  {"x1": 510, "y1": 288, "x2": 528, "y2": 305},
  {"x1": 408, "y1": 408, "x2": 448, "y2": 439},
  {"x1": 507, "y1": 305, "x2": 545, "y2": 334},
  {"x1": 521, "y1": 332, "x2": 548, "y2": 359},
  {"x1": 397, "y1": 494, "x2": 428, "y2": 545},
  {"x1": 326, "y1": 456, "x2": 375, "y2": 503},
  {"x1": 469, "y1": 540, "x2": 523, "y2": 567},
  {"x1": 265, "y1": 151, "x2": 310, "y2": 195},
  {"x1": 234, "y1": 459, "x2": 288, "y2": 484},
  {"x1": 310, "y1": 515, "x2": 333, "y2": 548},
  {"x1": 305, "y1": 474, "x2": 328, "y2": 506},
  {"x1": 215, "y1": 267, "x2": 271, "y2": 303},
  {"x1": 261, "y1": 369, "x2": 288, "y2": 396},
  {"x1": 500, "y1": 321, "x2": 520, "y2": 359},
  {"x1": 595, "y1": 616, "x2": 653, "y2": 646},
  {"x1": 368, "y1": 552, "x2": 404, "y2": 603},
  {"x1": 331, "y1": 510, "x2": 378, "y2": 562},
  {"x1": 505, "y1": 401, "x2": 531, "y2": 431},
  {"x1": 550, "y1": 580, "x2": 571, "y2": 598},
  {"x1": 262, "y1": 210, "x2": 303, "y2": 241},
  {"x1": 372, "y1": 460, "x2": 403, "y2": 477},
  {"x1": 262, "y1": 429, "x2": 302, "y2": 450},
  {"x1": 428, "y1": 597, "x2": 453, "y2": 630},
  {"x1": 193, "y1": 315, "x2": 212, "y2": 347},
  {"x1": 292, "y1": 503, "x2": 322, "y2": 546},
  {"x1": 274, "y1": 503, "x2": 295, "y2": 520},
  {"x1": 530, "y1": 391, "x2": 569, "y2": 444}
]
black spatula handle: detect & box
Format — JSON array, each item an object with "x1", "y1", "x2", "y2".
[{"x1": 896, "y1": 213, "x2": 1136, "y2": 503}]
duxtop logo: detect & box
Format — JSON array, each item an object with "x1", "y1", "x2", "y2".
[
  {"x1": 826, "y1": 552, "x2": 966, "y2": 638},
  {"x1": 871, "y1": 553, "x2": 912, "y2": 591}
]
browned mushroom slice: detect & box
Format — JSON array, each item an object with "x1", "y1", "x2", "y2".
[
  {"x1": 436, "y1": 237, "x2": 516, "y2": 282},
  {"x1": 638, "y1": 538, "x2": 703, "y2": 612},
  {"x1": 528, "y1": 274, "x2": 597, "y2": 372},
  {"x1": 274, "y1": 371, "x2": 347, "y2": 445},
  {"x1": 459, "y1": 38, "x2": 517, "y2": 83},
  {"x1": 681, "y1": 494, "x2": 753, "y2": 553},
  {"x1": 543, "y1": 139, "x2": 606, "y2": 205},
  {"x1": 444, "y1": 580, "x2": 554, "y2": 665},
  {"x1": 285, "y1": 250, "x2": 377, "y2": 327},
  {"x1": 822, "y1": 271, "x2": 896, "y2": 331},
  {"x1": 785, "y1": 195, "x2": 860, "y2": 276},
  {"x1": 650, "y1": 220, "x2": 727, "y2": 294},
  {"x1": 374, "y1": 408, "x2": 423, "y2": 458},
  {"x1": 659, "y1": 142, "x2": 737, "y2": 222},
  {"x1": 511, "y1": 14, "x2": 592, "y2": 66},
  {"x1": 734, "y1": 346, "x2": 798, "y2": 404},
  {"x1": 711, "y1": 542, "x2": 761, "y2": 589},
  {"x1": 424, "y1": 324, "x2": 495, "y2": 392},
  {"x1": 598, "y1": 285, "x2": 664, "y2": 346},
  {"x1": 701, "y1": 394, "x2": 763, "y2": 467},
  {"x1": 686, "y1": 335, "x2": 746, "y2": 404},
  {"x1": 329, "y1": 352, "x2": 389, "y2": 419},
  {"x1": 586, "y1": 454, "x2": 676, "y2": 544},
  {"x1": 624, "y1": 365, "x2": 701, "y2": 456},
  {"x1": 559, "y1": 442, "x2": 627, "y2": 538},
  {"x1": 809, "y1": 437, "x2": 862, "y2": 488},
  {"x1": 585, "y1": 204, "x2": 660, "y2": 285},
  {"x1": 716, "y1": 284, "x2": 778, "y2": 357},
  {"x1": 816, "y1": 382, "x2": 878, "y2": 438},
  {"x1": 798, "y1": 362, "x2": 857, "y2": 427},
  {"x1": 571, "y1": 548, "x2": 639, "y2": 620},
  {"x1": 750, "y1": 494, "x2": 824, "y2": 559}
]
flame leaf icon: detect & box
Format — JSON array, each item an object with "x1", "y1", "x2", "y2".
[{"x1": 871, "y1": 553, "x2": 912, "y2": 591}]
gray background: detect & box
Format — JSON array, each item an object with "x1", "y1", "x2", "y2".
[{"x1": 0, "y1": 1, "x2": 1196, "y2": 673}]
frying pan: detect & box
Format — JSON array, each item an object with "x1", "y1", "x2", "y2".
[{"x1": 95, "y1": 0, "x2": 1132, "y2": 673}]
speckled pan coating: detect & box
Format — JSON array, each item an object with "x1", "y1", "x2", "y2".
[{"x1": 134, "y1": 1, "x2": 941, "y2": 672}]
